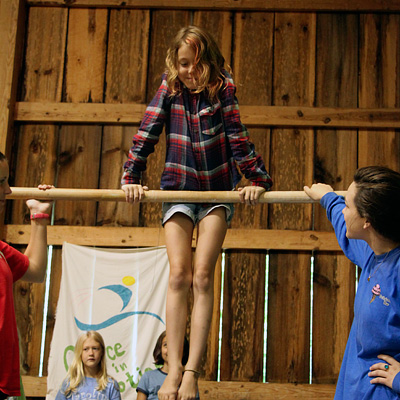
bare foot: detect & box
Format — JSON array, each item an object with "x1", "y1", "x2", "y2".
[
  {"x1": 158, "y1": 370, "x2": 182, "y2": 400},
  {"x1": 177, "y1": 370, "x2": 199, "y2": 400}
]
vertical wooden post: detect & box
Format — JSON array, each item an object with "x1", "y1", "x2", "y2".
[
  {"x1": 359, "y1": 14, "x2": 400, "y2": 169},
  {"x1": 312, "y1": 13, "x2": 358, "y2": 384},
  {"x1": 0, "y1": 0, "x2": 26, "y2": 157},
  {"x1": 219, "y1": 11, "x2": 273, "y2": 383},
  {"x1": 13, "y1": 6, "x2": 68, "y2": 376},
  {"x1": 0, "y1": 0, "x2": 26, "y2": 241},
  {"x1": 267, "y1": 12, "x2": 316, "y2": 384},
  {"x1": 98, "y1": 8, "x2": 150, "y2": 228},
  {"x1": 54, "y1": 7, "x2": 107, "y2": 227},
  {"x1": 12, "y1": 6, "x2": 67, "y2": 221}
]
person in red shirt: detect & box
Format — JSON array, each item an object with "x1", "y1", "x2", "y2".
[{"x1": 0, "y1": 151, "x2": 53, "y2": 399}]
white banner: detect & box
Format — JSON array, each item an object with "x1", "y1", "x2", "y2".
[{"x1": 46, "y1": 242, "x2": 169, "y2": 400}]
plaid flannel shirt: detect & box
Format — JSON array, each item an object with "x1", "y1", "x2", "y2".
[{"x1": 121, "y1": 70, "x2": 272, "y2": 191}]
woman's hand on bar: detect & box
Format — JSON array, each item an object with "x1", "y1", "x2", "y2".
[
  {"x1": 26, "y1": 184, "x2": 55, "y2": 214},
  {"x1": 303, "y1": 183, "x2": 334, "y2": 202}
]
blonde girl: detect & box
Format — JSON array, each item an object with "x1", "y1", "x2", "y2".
[
  {"x1": 122, "y1": 25, "x2": 272, "y2": 400},
  {"x1": 55, "y1": 331, "x2": 121, "y2": 400}
]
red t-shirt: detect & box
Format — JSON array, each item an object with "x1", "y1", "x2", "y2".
[{"x1": 0, "y1": 241, "x2": 29, "y2": 396}]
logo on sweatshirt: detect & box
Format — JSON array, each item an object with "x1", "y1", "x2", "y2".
[{"x1": 370, "y1": 283, "x2": 390, "y2": 306}]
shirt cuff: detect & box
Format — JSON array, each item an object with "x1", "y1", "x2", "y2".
[
  {"x1": 251, "y1": 179, "x2": 273, "y2": 190},
  {"x1": 320, "y1": 191, "x2": 338, "y2": 208},
  {"x1": 121, "y1": 175, "x2": 141, "y2": 185},
  {"x1": 392, "y1": 372, "x2": 400, "y2": 394}
]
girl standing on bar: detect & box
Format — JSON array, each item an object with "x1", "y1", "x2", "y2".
[{"x1": 122, "y1": 26, "x2": 272, "y2": 400}]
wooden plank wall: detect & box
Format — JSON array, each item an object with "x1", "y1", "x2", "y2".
[
  {"x1": 2, "y1": 1, "x2": 399, "y2": 397},
  {"x1": 312, "y1": 13, "x2": 358, "y2": 383}
]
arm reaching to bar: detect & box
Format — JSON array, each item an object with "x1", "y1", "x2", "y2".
[
  {"x1": 0, "y1": 152, "x2": 54, "y2": 399},
  {"x1": 22, "y1": 184, "x2": 54, "y2": 283}
]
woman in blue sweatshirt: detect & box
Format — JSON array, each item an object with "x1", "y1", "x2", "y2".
[{"x1": 304, "y1": 166, "x2": 400, "y2": 399}]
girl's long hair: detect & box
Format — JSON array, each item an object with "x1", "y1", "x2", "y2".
[
  {"x1": 165, "y1": 25, "x2": 227, "y2": 101},
  {"x1": 64, "y1": 331, "x2": 109, "y2": 396}
]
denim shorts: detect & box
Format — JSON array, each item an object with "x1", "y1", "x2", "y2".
[{"x1": 162, "y1": 203, "x2": 234, "y2": 226}]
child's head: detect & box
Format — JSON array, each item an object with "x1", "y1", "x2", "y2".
[
  {"x1": 71, "y1": 331, "x2": 106, "y2": 378},
  {"x1": 153, "y1": 330, "x2": 189, "y2": 366},
  {"x1": 353, "y1": 166, "x2": 400, "y2": 243},
  {"x1": 165, "y1": 25, "x2": 225, "y2": 99},
  {"x1": 65, "y1": 331, "x2": 110, "y2": 395}
]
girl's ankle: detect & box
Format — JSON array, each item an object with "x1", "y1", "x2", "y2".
[
  {"x1": 183, "y1": 368, "x2": 201, "y2": 379},
  {"x1": 167, "y1": 365, "x2": 184, "y2": 378}
]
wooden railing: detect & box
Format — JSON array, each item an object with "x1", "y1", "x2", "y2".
[
  {"x1": 6, "y1": 187, "x2": 347, "y2": 203},
  {"x1": 14, "y1": 102, "x2": 400, "y2": 129},
  {"x1": 25, "y1": 0, "x2": 400, "y2": 12}
]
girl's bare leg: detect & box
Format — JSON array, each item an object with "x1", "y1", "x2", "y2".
[
  {"x1": 158, "y1": 213, "x2": 194, "y2": 400},
  {"x1": 178, "y1": 207, "x2": 228, "y2": 400}
]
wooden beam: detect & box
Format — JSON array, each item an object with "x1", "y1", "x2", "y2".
[
  {"x1": 26, "y1": 0, "x2": 400, "y2": 12},
  {"x1": 21, "y1": 376, "x2": 47, "y2": 397},
  {"x1": 7, "y1": 187, "x2": 347, "y2": 203},
  {"x1": 198, "y1": 381, "x2": 336, "y2": 400},
  {"x1": 4, "y1": 225, "x2": 341, "y2": 250},
  {"x1": 14, "y1": 101, "x2": 146, "y2": 124},
  {"x1": 0, "y1": 0, "x2": 26, "y2": 155},
  {"x1": 21, "y1": 375, "x2": 336, "y2": 399},
  {"x1": 14, "y1": 102, "x2": 400, "y2": 128}
]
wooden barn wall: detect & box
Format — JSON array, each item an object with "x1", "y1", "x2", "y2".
[{"x1": 4, "y1": 1, "x2": 400, "y2": 391}]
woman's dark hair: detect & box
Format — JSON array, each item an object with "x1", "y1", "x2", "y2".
[
  {"x1": 153, "y1": 330, "x2": 189, "y2": 366},
  {"x1": 353, "y1": 166, "x2": 400, "y2": 243}
]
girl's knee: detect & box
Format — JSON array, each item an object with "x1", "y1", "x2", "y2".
[
  {"x1": 193, "y1": 268, "x2": 214, "y2": 293},
  {"x1": 169, "y1": 268, "x2": 192, "y2": 291}
]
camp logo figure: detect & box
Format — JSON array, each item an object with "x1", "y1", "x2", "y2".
[
  {"x1": 74, "y1": 275, "x2": 164, "y2": 331},
  {"x1": 370, "y1": 284, "x2": 381, "y2": 303},
  {"x1": 369, "y1": 283, "x2": 390, "y2": 306}
]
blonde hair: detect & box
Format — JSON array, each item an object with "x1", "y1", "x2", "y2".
[
  {"x1": 165, "y1": 25, "x2": 227, "y2": 101},
  {"x1": 64, "y1": 331, "x2": 110, "y2": 396}
]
